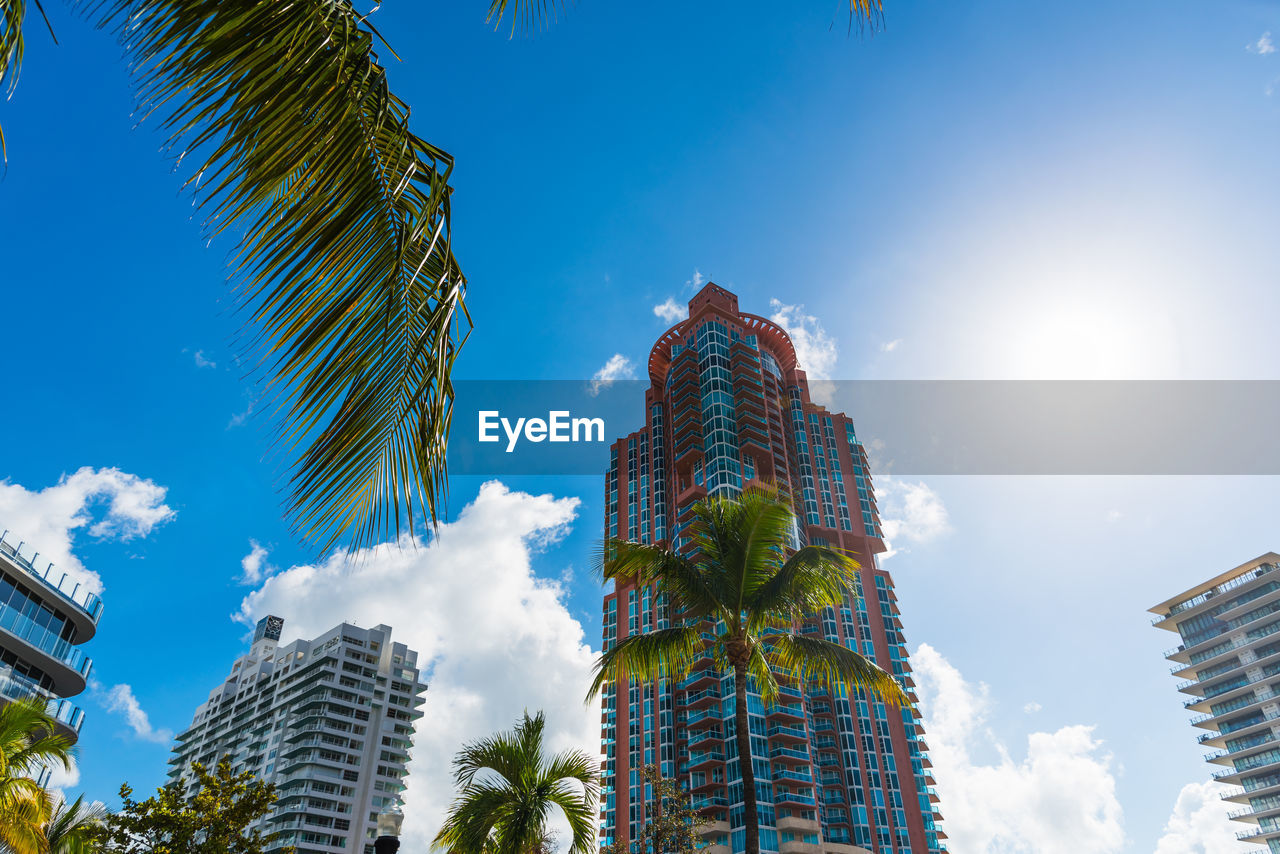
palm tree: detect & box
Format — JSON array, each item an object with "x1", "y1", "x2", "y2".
[
  {"x1": 0, "y1": 697, "x2": 74, "y2": 854},
  {"x1": 434, "y1": 711, "x2": 598, "y2": 854},
  {"x1": 588, "y1": 485, "x2": 908, "y2": 854},
  {"x1": 44, "y1": 794, "x2": 107, "y2": 854},
  {"x1": 0, "y1": 0, "x2": 885, "y2": 552}
]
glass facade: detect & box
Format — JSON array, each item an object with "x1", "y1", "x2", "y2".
[
  {"x1": 0, "y1": 530, "x2": 97, "y2": 743},
  {"x1": 600, "y1": 284, "x2": 946, "y2": 854},
  {"x1": 1155, "y1": 555, "x2": 1280, "y2": 851}
]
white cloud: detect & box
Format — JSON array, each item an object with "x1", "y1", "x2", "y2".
[
  {"x1": 1106, "y1": 509, "x2": 1123, "y2": 523},
  {"x1": 589, "y1": 353, "x2": 636, "y2": 396},
  {"x1": 236, "y1": 481, "x2": 599, "y2": 851},
  {"x1": 1153, "y1": 780, "x2": 1241, "y2": 854},
  {"x1": 0, "y1": 467, "x2": 175, "y2": 594},
  {"x1": 881, "y1": 339, "x2": 902, "y2": 353},
  {"x1": 227, "y1": 399, "x2": 255, "y2": 429},
  {"x1": 769, "y1": 299, "x2": 838, "y2": 381},
  {"x1": 653, "y1": 297, "x2": 685, "y2": 324},
  {"x1": 913, "y1": 644, "x2": 1125, "y2": 854},
  {"x1": 239, "y1": 539, "x2": 271, "y2": 585},
  {"x1": 46, "y1": 758, "x2": 80, "y2": 795},
  {"x1": 1248, "y1": 32, "x2": 1276, "y2": 55},
  {"x1": 95, "y1": 681, "x2": 174, "y2": 744},
  {"x1": 1023, "y1": 701, "x2": 1042, "y2": 714},
  {"x1": 684, "y1": 268, "x2": 706, "y2": 292},
  {"x1": 193, "y1": 350, "x2": 217, "y2": 369},
  {"x1": 875, "y1": 477, "x2": 951, "y2": 560}
]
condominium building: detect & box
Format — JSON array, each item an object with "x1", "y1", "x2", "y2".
[
  {"x1": 168, "y1": 617, "x2": 427, "y2": 854},
  {"x1": 0, "y1": 528, "x2": 98, "y2": 745},
  {"x1": 1153, "y1": 552, "x2": 1280, "y2": 852},
  {"x1": 599, "y1": 283, "x2": 945, "y2": 854}
]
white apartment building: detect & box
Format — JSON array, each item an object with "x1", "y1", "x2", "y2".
[{"x1": 168, "y1": 617, "x2": 427, "y2": 854}]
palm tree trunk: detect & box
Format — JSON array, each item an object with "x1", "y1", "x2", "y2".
[{"x1": 733, "y1": 661, "x2": 761, "y2": 854}]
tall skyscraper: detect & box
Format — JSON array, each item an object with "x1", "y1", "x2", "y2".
[
  {"x1": 1152, "y1": 552, "x2": 1280, "y2": 852},
  {"x1": 169, "y1": 617, "x2": 427, "y2": 854},
  {"x1": 0, "y1": 528, "x2": 99, "y2": 747},
  {"x1": 599, "y1": 284, "x2": 946, "y2": 854}
]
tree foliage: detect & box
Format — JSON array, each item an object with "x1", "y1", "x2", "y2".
[
  {"x1": 600, "y1": 765, "x2": 707, "y2": 854},
  {"x1": 0, "y1": 0, "x2": 888, "y2": 554},
  {"x1": 589, "y1": 485, "x2": 907, "y2": 854},
  {"x1": 45, "y1": 794, "x2": 109, "y2": 854},
  {"x1": 99, "y1": 757, "x2": 284, "y2": 854}
]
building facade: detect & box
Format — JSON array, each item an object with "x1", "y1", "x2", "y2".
[
  {"x1": 169, "y1": 618, "x2": 427, "y2": 854},
  {"x1": 0, "y1": 528, "x2": 98, "y2": 745},
  {"x1": 599, "y1": 284, "x2": 946, "y2": 854},
  {"x1": 1152, "y1": 552, "x2": 1280, "y2": 852}
]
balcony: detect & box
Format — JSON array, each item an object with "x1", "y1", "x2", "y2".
[
  {"x1": 1206, "y1": 731, "x2": 1280, "y2": 765},
  {"x1": 688, "y1": 729, "x2": 723, "y2": 750},
  {"x1": 768, "y1": 724, "x2": 808, "y2": 744},
  {"x1": 0, "y1": 533, "x2": 103, "y2": 633},
  {"x1": 767, "y1": 703, "x2": 805, "y2": 722},
  {"x1": 775, "y1": 789, "x2": 817, "y2": 806},
  {"x1": 685, "y1": 688, "x2": 722, "y2": 709},
  {"x1": 770, "y1": 746, "x2": 812, "y2": 764},
  {"x1": 0, "y1": 602, "x2": 93, "y2": 694},
  {"x1": 0, "y1": 670, "x2": 85, "y2": 740},
  {"x1": 687, "y1": 751, "x2": 725, "y2": 771},
  {"x1": 691, "y1": 795, "x2": 729, "y2": 811}
]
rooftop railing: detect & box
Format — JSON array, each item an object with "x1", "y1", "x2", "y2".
[
  {"x1": 0, "y1": 532, "x2": 103, "y2": 624},
  {"x1": 1155, "y1": 563, "x2": 1279, "y2": 625}
]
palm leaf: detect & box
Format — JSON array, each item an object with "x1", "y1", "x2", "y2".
[
  {"x1": 748, "y1": 544, "x2": 859, "y2": 630},
  {"x1": 587, "y1": 626, "x2": 702, "y2": 701},
  {"x1": 486, "y1": 0, "x2": 567, "y2": 36},
  {"x1": 435, "y1": 712, "x2": 597, "y2": 854},
  {"x1": 843, "y1": 0, "x2": 884, "y2": 34},
  {"x1": 45, "y1": 794, "x2": 107, "y2": 854},
  {"x1": 0, "y1": 0, "x2": 26, "y2": 161},
  {"x1": 90, "y1": 0, "x2": 469, "y2": 551},
  {"x1": 766, "y1": 633, "x2": 906, "y2": 706},
  {"x1": 598, "y1": 539, "x2": 720, "y2": 618}
]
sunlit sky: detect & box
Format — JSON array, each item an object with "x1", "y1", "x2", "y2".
[{"x1": 2, "y1": 1, "x2": 1280, "y2": 851}]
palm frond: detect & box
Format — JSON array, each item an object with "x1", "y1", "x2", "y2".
[
  {"x1": 540, "y1": 748, "x2": 598, "y2": 799},
  {"x1": 587, "y1": 626, "x2": 702, "y2": 701},
  {"x1": 485, "y1": 0, "x2": 567, "y2": 36},
  {"x1": 91, "y1": 0, "x2": 468, "y2": 551},
  {"x1": 688, "y1": 485, "x2": 794, "y2": 622},
  {"x1": 744, "y1": 643, "x2": 781, "y2": 708},
  {"x1": 436, "y1": 711, "x2": 597, "y2": 854},
  {"x1": 766, "y1": 633, "x2": 906, "y2": 707},
  {"x1": 452, "y1": 712, "x2": 542, "y2": 790},
  {"x1": 45, "y1": 794, "x2": 107, "y2": 854},
  {"x1": 544, "y1": 782, "x2": 596, "y2": 854},
  {"x1": 0, "y1": 0, "x2": 26, "y2": 161},
  {"x1": 747, "y1": 545, "x2": 859, "y2": 631},
  {"x1": 842, "y1": 0, "x2": 884, "y2": 34},
  {"x1": 598, "y1": 539, "x2": 719, "y2": 618},
  {"x1": 434, "y1": 781, "x2": 512, "y2": 854},
  {"x1": 0, "y1": 698, "x2": 73, "y2": 778}
]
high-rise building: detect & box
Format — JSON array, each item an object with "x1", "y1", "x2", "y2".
[
  {"x1": 599, "y1": 283, "x2": 946, "y2": 854},
  {"x1": 0, "y1": 528, "x2": 99, "y2": 746},
  {"x1": 1152, "y1": 552, "x2": 1280, "y2": 852},
  {"x1": 169, "y1": 617, "x2": 427, "y2": 854}
]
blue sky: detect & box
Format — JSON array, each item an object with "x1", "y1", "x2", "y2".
[{"x1": 3, "y1": 1, "x2": 1280, "y2": 851}]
